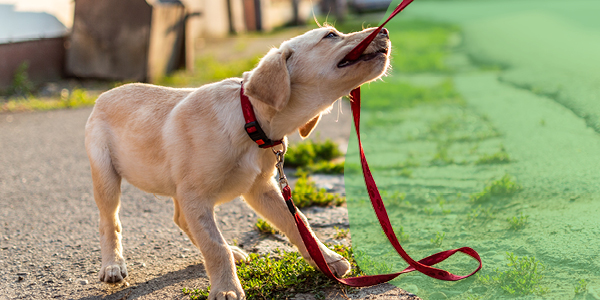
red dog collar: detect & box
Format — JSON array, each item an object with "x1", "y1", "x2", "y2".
[{"x1": 240, "y1": 82, "x2": 283, "y2": 148}]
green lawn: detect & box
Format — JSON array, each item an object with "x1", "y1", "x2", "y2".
[{"x1": 345, "y1": 1, "x2": 600, "y2": 299}]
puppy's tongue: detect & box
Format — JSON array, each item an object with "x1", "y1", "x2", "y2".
[{"x1": 342, "y1": 0, "x2": 414, "y2": 62}]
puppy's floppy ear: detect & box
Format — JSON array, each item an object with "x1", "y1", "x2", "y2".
[
  {"x1": 243, "y1": 46, "x2": 293, "y2": 111},
  {"x1": 299, "y1": 113, "x2": 321, "y2": 139}
]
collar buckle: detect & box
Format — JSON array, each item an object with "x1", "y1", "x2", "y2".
[{"x1": 244, "y1": 121, "x2": 280, "y2": 148}]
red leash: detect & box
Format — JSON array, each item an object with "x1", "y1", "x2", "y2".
[{"x1": 243, "y1": 0, "x2": 483, "y2": 287}]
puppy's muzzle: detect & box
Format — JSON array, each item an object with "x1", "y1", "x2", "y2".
[{"x1": 338, "y1": 28, "x2": 390, "y2": 68}]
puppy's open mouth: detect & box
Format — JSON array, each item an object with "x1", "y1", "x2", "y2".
[{"x1": 337, "y1": 47, "x2": 389, "y2": 68}]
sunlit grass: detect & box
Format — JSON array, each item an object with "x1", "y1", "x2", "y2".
[
  {"x1": 1, "y1": 89, "x2": 97, "y2": 113},
  {"x1": 158, "y1": 55, "x2": 261, "y2": 87}
]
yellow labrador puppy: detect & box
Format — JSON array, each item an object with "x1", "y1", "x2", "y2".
[{"x1": 85, "y1": 26, "x2": 390, "y2": 299}]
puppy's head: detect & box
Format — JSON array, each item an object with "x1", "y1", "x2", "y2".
[{"x1": 243, "y1": 26, "x2": 391, "y2": 137}]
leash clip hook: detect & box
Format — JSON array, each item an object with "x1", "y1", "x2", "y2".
[{"x1": 272, "y1": 144, "x2": 288, "y2": 190}]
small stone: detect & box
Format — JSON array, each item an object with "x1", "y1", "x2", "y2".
[
  {"x1": 16, "y1": 272, "x2": 28, "y2": 276},
  {"x1": 79, "y1": 280, "x2": 88, "y2": 285},
  {"x1": 18, "y1": 276, "x2": 24, "y2": 281},
  {"x1": 141, "y1": 263, "x2": 146, "y2": 267}
]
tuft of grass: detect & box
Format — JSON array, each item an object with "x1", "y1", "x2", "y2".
[
  {"x1": 297, "y1": 160, "x2": 344, "y2": 175},
  {"x1": 479, "y1": 252, "x2": 548, "y2": 295},
  {"x1": 507, "y1": 212, "x2": 529, "y2": 230},
  {"x1": 334, "y1": 226, "x2": 349, "y2": 239},
  {"x1": 5, "y1": 61, "x2": 35, "y2": 98},
  {"x1": 475, "y1": 146, "x2": 510, "y2": 165},
  {"x1": 397, "y1": 168, "x2": 413, "y2": 178},
  {"x1": 437, "y1": 195, "x2": 451, "y2": 215},
  {"x1": 430, "y1": 141, "x2": 454, "y2": 165},
  {"x1": 292, "y1": 173, "x2": 345, "y2": 208},
  {"x1": 182, "y1": 287, "x2": 209, "y2": 300},
  {"x1": 466, "y1": 205, "x2": 495, "y2": 224},
  {"x1": 574, "y1": 278, "x2": 588, "y2": 295},
  {"x1": 1, "y1": 88, "x2": 97, "y2": 113},
  {"x1": 470, "y1": 174, "x2": 522, "y2": 203},
  {"x1": 183, "y1": 245, "x2": 362, "y2": 300},
  {"x1": 431, "y1": 231, "x2": 445, "y2": 247},
  {"x1": 393, "y1": 225, "x2": 410, "y2": 243},
  {"x1": 385, "y1": 191, "x2": 407, "y2": 207},
  {"x1": 286, "y1": 139, "x2": 342, "y2": 168},
  {"x1": 255, "y1": 218, "x2": 278, "y2": 235}
]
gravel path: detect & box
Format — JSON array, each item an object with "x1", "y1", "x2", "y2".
[{"x1": 0, "y1": 103, "x2": 416, "y2": 299}]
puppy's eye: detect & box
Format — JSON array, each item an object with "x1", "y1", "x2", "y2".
[{"x1": 324, "y1": 32, "x2": 338, "y2": 39}]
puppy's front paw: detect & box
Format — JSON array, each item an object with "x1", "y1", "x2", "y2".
[
  {"x1": 99, "y1": 260, "x2": 128, "y2": 283},
  {"x1": 302, "y1": 248, "x2": 351, "y2": 277},
  {"x1": 326, "y1": 254, "x2": 351, "y2": 277},
  {"x1": 229, "y1": 245, "x2": 249, "y2": 264},
  {"x1": 209, "y1": 285, "x2": 245, "y2": 300}
]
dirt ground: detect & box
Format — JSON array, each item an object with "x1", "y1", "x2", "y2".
[{"x1": 0, "y1": 97, "x2": 416, "y2": 300}]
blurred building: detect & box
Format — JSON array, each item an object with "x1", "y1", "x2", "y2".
[
  {"x1": 66, "y1": 0, "x2": 189, "y2": 83},
  {"x1": 67, "y1": 0, "x2": 313, "y2": 82},
  {"x1": 0, "y1": 4, "x2": 68, "y2": 89},
  {"x1": 1, "y1": 0, "x2": 314, "y2": 88}
]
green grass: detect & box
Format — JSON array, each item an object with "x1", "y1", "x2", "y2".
[
  {"x1": 297, "y1": 160, "x2": 344, "y2": 175},
  {"x1": 507, "y1": 212, "x2": 529, "y2": 230},
  {"x1": 292, "y1": 173, "x2": 345, "y2": 208},
  {"x1": 286, "y1": 139, "x2": 342, "y2": 168},
  {"x1": 466, "y1": 205, "x2": 495, "y2": 224},
  {"x1": 470, "y1": 174, "x2": 522, "y2": 203},
  {"x1": 430, "y1": 141, "x2": 455, "y2": 166},
  {"x1": 4, "y1": 61, "x2": 35, "y2": 98},
  {"x1": 159, "y1": 55, "x2": 261, "y2": 87},
  {"x1": 361, "y1": 79, "x2": 464, "y2": 111},
  {"x1": 479, "y1": 252, "x2": 548, "y2": 296},
  {"x1": 384, "y1": 191, "x2": 407, "y2": 207},
  {"x1": 430, "y1": 231, "x2": 445, "y2": 247},
  {"x1": 475, "y1": 146, "x2": 511, "y2": 165},
  {"x1": 1, "y1": 88, "x2": 97, "y2": 113},
  {"x1": 354, "y1": 249, "x2": 393, "y2": 275},
  {"x1": 393, "y1": 225, "x2": 410, "y2": 243},
  {"x1": 330, "y1": 17, "x2": 462, "y2": 73},
  {"x1": 334, "y1": 226, "x2": 349, "y2": 239},
  {"x1": 574, "y1": 278, "x2": 587, "y2": 295},
  {"x1": 387, "y1": 20, "x2": 460, "y2": 73},
  {"x1": 255, "y1": 218, "x2": 278, "y2": 235},
  {"x1": 183, "y1": 245, "x2": 362, "y2": 300}
]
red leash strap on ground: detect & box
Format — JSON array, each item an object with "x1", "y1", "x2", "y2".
[
  {"x1": 285, "y1": 186, "x2": 478, "y2": 286},
  {"x1": 347, "y1": 89, "x2": 482, "y2": 281},
  {"x1": 284, "y1": 0, "x2": 482, "y2": 286}
]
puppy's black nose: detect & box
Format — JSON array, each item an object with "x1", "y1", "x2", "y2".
[{"x1": 379, "y1": 28, "x2": 389, "y2": 37}]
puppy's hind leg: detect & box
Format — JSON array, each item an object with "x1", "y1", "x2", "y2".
[{"x1": 88, "y1": 145, "x2": 127, "y2": 283}]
